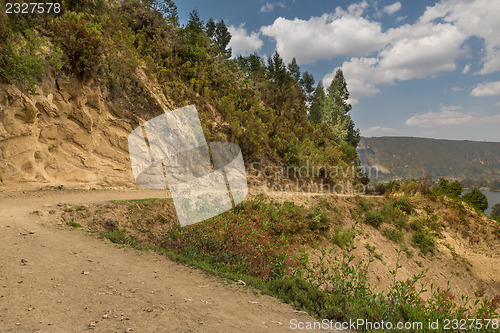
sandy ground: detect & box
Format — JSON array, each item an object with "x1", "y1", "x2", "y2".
[{"x1": 0, "y1": 189, "x2": 344, "y2": 333}]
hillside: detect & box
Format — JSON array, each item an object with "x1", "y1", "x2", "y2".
[
  {"x1": 1, "y1": 1, "x2": 500, "y2": 332},
  {"x1": 0, "y1": 0, "x2": 362, "y2": 190},
  {"x1": 358, "y1": 136, "x2": 500, "y2": 183}
]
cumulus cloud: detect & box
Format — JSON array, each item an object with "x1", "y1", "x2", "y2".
[
  {"x1": 405, "y1": 107, "x2": 473, "y2": 128},
  {"x1": 228, "y1": 24, "x2": 263, "y2": 57},
  {"x1": 470, "y1": 81, "x2": 500, "y2": 97},
  {"x1": 324, "y1": 21, "x2": 466, "y2": 103},
  {"x1": 260, "y1": 3, "x2": 388, "y2": 63},
  {"x1": 383, "y1": 2, "x2": 402, "y2": 15},
  {"x1": 419, "y1": 0, "x2": 500, "y2": 74},
  {"x1": 260, "y1": 2, "x2": 285, "y2": 13},
  {"x1": 257, "y1": 0, "x2": 500, "y2": 103}
]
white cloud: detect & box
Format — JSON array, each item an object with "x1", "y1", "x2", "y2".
[
  {"x1": 260, "y1": 2, "x2": 285, "y2": 13},
  {"x1": 419, "y1": 0, "x2": 500, "y2": 74},
  {"x1": 228, "y1": 24, "x2": 263, "y2": 57},
  {"x1": 326, "y1": 21, "x2": 465, "y2": 103},
  {"x1": 259, "y1": 0, "x2": 500, "y2": 104},
  {"x1": 470, "y1": 81, "x2": 500, "y2": 97},
  {"x1": 395, "y1": 15, "x2": 407, "y2": 23},
  {"x1": 406, "y1": 107, "x2": 473, "y2": 128},
  {"x1": 362, "y1": 126, "x2": 396, "y2": 136},
  {"x1": 260, "y1": 3, "x2": 388, "y2": 63},
  {"x1": 383, "y1": 2, "x2": 402, "y2": 15}
]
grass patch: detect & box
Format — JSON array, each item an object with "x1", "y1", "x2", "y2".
[
  {"x1": 412, "y1": 229, "x2": 436, "y2": 255},
  {"x1": 364, "y1": 211, "x2": 383, "y2": 228},
  {"x1": 66, "y1": 221, "x2": 82, "y2": 228},
  {"x1": 331, "y1": 226, "x2": 356, "y2": 248},
  {"x1": 383, "y1": 226, "x2": 404, "y2": 243}
]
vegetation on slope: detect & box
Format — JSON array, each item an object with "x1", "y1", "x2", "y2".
[
  {"x1": 63, "y1": 179, "x2": 500, "y2": 331},
  {"x1": 0, "y1": 0, "x2": 366, "y2": 186}
]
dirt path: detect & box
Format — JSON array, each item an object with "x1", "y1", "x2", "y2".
[{"x1": 0, "y1": 190, "x2": 339, "y2": 333}]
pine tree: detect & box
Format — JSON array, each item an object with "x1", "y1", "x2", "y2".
[
  {"x1": 287, "y1": 57, "x2": 300, "y2": 82},
  {"x1": 300, "y1": 71, "x2": 315, "y2": 105},
  {"x1": 188, "y1": 8, "x2": 204, "y2": 33},
  {"x1": 327, "y1": 69, "x2": 351, "y2": 113},
  {"x1": 309, "y1": 81, "x2": 325, "y2": 125},
  {"x1": 214, "y1": 19, "x2": 232, "y2": 58},
  {"x1": 267, "y1": 51, "x2": 286, "y2": 85},
  {"x1": 145, "y1": 0, "x2": 179, "y2": 27},
  {"x1": 206, "y1": 18, "x2": 216, "y2": 39}
]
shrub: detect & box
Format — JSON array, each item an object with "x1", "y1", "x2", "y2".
[
  {"x1": 364, "y1": 211, "x2": 383, "y2": 228},
  {"x1": 412, "y1": 229, "x2": 435, "y2": 255},
  {"x1": 163, "y1": 199, "x2": 314, "y2": 280},
  {"x1": 331, "y1": 226, "x2": 356, "y2": 248},
  {"x1": 462, "y1": 189, "x2": 488, "y2": 212},
  {"x1": 383, "y1": 227, "x2": 403, "y2": 243},
  {"x1": 0, "y1": 31, "x2": 63, "y2": 92},
  {"x1": 392, "y1": 196, "x2": 413, "y2": 214},
  {"x1": 51, "y1": 11, "x2": 103, "y2": 76}
]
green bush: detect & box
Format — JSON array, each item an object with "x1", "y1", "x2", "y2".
[
  {"x1": 331, "y1": 226, "x2": 356, "y2": 248},
  {"x1": 392, "y1": 196, "x2": 413, "y2": 214},
  {"x1": 51, "y1": 11, "x2": 103, "y2": 76},
  {"x1": 412, "y1": 229, "x2": 435, "y2": 255},
  {"x1": 383, "y1": 227, "x2": 403, "y2": 243},
  {"x1": 462, "y1": 189, "x2": 488, "y2": 212},
  {"x1": 364, "y1": 211, "x2": 383, "y2": 228},
  {"x1": 0, "y1": 31, "x2": 63, "y2": 92}
]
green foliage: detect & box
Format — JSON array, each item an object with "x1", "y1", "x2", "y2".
[
  {"x1": 462, "y1": 188, "x2": 488, "y2": 212},
  {"x1": 143, "y1": 0, "x2": 179, "y2": 27},
  {"x1": 164, "y1": 199, "x2": 319, "y2": 280},
  {"x1": 0, "y1": 0, "x2": 363, "y2": 185},
  {"x1": 383, "y1": 226, "x2": 404, "y2": 243},
  {"x1": 51, "y1": 11, "x2": 103, "y2": 77},
  {"x1": 411, "y1": 229, "x2": 435, "y2": 255},
  {"x1": 392, "y1": 196, "x2": 414, "y2": 215},
  {"x1": 0, "y1": 30, "x2": 63, "y2": 92},
  {"x1": 331, "y1": 226, "x2": 356, "y2": 248},
  {"x1": 364, "y1": 211, "x2": 383, "y2": 228},
  {"x1": 66, "y1": 221, "x2": 83, "y2": 228}
]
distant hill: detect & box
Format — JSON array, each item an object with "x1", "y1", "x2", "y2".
[{"x1": 357, "y1": 137, "x2": 500, "y2": 182}]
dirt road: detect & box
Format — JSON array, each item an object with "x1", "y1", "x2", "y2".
[{"x1": 0, "y1": 189, "x2": 336, "y2": 333}]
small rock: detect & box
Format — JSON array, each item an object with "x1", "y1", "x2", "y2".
[
  {"x1": 20, "y1": 259, "x2": 28, "y2": 265},
  {"x1": 102, "y1": 314, "x2": 109, "y2": 319},
  {"x1": 82, "y1": 271, "x2": 89, "y2": 275}
]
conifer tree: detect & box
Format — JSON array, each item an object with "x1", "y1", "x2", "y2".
[
  {"x1": 287, "y1": 57, "x2": 300, "y2": 82},
  {"x1": 188, "y1": 8, "x2": 204, "y2": 33},
  {"x1": 309, "y1": 81, "x2": 325, "y2": 125}
]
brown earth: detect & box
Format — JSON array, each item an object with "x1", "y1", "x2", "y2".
[{"x1": 0, "y1": 189, "x2": 345, "y2": 333}]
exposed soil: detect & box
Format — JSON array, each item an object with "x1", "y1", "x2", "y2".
[{"x1": 0, "y1": 189, "x2": 342, "y2": 333}]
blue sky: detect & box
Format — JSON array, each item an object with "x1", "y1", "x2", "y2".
[{"x1": 176, "y1": 0, "x2": 500, "y2": 142}]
